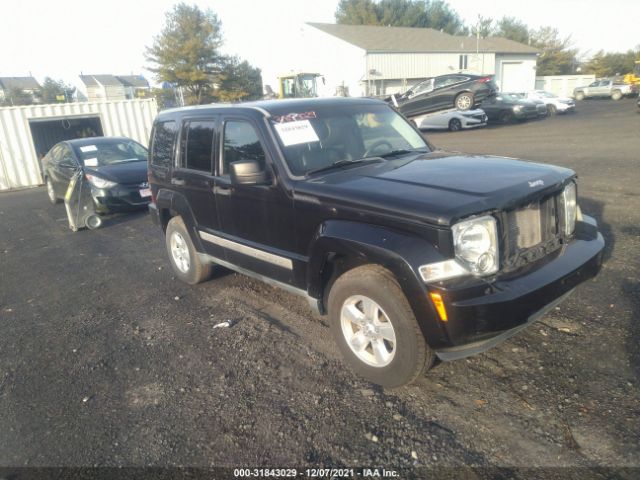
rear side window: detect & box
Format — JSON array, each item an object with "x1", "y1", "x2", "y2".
[
  {"x1": 222, "y1": 121, "x2": 266, "y2": 175},
  {"x1": 151, "y1": 121, "x2": 177, "y2": 167},
  {"x1": 182, "y1": 120, "x2": 215, "y2": 172}
]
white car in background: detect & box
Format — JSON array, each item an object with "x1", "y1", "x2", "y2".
[
  {"x1": 519, "y1": 90, "x2": 576, "y2": 115},
  {"x1": 415, "y1": 108, "x2": 487, "y2": 131}
]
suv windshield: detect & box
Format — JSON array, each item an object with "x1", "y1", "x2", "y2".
[
  {"x1": 74, "y1": 140, "x2": 148, "y2": 167},
  {"x1": 270, "y1": 104, "x2": 429, "y2": 176}
]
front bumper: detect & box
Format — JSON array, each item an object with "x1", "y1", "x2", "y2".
[
  {"x1": 461, "y1": 114, "x2": 488, "y2": 128},
  {"x1": 430, "y1": 215, "x2": 604, "y2": 360},
  {"x1": 148, "y1": 202, "x2": 160, "y2": 226},
  {"x1": 91, "y1": 184, "x2": 151, "y2": 213},
  {"x1": 514, "y1": 109, "x2": 539, "y2": 120},
  {"x1": 557, "y1": 103, "x2": 576, "y2": 113}
]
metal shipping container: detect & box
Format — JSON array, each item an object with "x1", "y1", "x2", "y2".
[{"x1": 0, "y1": 99, "x2": 157, "y2": 191}]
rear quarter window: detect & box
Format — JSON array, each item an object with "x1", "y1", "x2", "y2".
[{"x1": 151, "y1": 121, "x2": 177, "y2": 167}]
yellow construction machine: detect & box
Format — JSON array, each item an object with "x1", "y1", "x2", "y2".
[
  {"x1": 623, "y1": 60, "x2": 640, "y2": 87},
  {"x1": 276, "y1": 72, "x2": 322, "y2": 99}
]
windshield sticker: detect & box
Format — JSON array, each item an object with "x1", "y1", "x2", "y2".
[
  {"x1": 80, "y1": 145, "x2": 98, "y2": 153},
  {"x1": 273, "y1": 111, "x2": 316, "y2": 123},
  {"x1": 84, "y1": 158, "x2": 98, "y2": 167},
  {"x1": 274, "y1": 120, "x2": 319, "y2": 146}
]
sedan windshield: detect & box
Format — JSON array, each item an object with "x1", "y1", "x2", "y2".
[
  {"x1": 74, "y1": 140, "x2": 148, "y2": 167},
  {"x1": 270, "y1": 104, "x2": 429, "y2": 176},
  {"x1": 500, "y1": 94, "x2": 521, "y2": 103}
]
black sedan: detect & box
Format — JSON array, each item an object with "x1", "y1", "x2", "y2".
[
  {"x1": 388, "y1": 74, "x2": 498, "y2": 117},
  {"x1": 479, "y1": 94, "x2": 540, "y2": 124},
  {"x1": 43, "y1": 137, "x2": 150, "y2": 213}
]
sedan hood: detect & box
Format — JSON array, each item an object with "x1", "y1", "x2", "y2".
[
  {"x1": 296, "y1": 152, "x2": 574, "y2": 226},
  {"x1": 84, "y1": 160, "x2": 148, "y2": 185}
]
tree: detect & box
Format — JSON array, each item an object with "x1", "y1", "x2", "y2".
[
  {"x1": 531, "y1": 27, "x2": 578, "y2": 75},
  {"x1": 216, "y1": 57, "x2": 263, "y2": 102},
  {"x1": 146, "y1": 3, "x2": 224, "y2": 105},
  {"x1": 471, "y1": 15, "x2": 494, "y2": 38},
  {"x1": 583, "y1": 49, "x2": 640, "y2": 77},
  {"x1": 494, "y1": 16, "x2": 530, "y2": 44},
  {"x1": 37, "y1": 77, "x2": 75, "y2": 103},
  {"x1": 491, "y1": 17, "x2": 579, "y2": 76},
  {"x1": 335, "y1": 0, "x2": 467, "y2": 35},
  {"x1": 1, "y1": 87, "x2": 35, "y2": 106}
]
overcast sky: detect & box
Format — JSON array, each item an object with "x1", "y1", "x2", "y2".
[{"x1": 1, "y1": 0, "x2": 637, "y2": 88}]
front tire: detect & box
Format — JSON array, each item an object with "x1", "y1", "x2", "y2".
[
  {"x1": 46, "y1": 178, "x2": 60, "y2": 204},
  {"x1": 547, "y1": 104, "x2": 557, "y2": 116},
  {"x1": 448, "y1": 118, "x2": 462, "y2": 131},
  {"x1": 328, "y1": 265, "x2": 434, "y2": 388},
  {"x1": 165, "y1": 216, "x2": 212, "y2": 285},
  {"x1": 455, "y1": 92, "x2": 474, "y2": 111},
  {"x1": 499, "y1": 110, "x2": 514, "y2": 124},
  {"x1": 575, "y1": 91, "x2": 585, "y2": 101}
]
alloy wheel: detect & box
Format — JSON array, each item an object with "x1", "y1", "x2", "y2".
[
  {"x1": 340, "y1": 295, "x2": 397, "y2": 367},
  {"x1": 170, "y1": 231, "x2": 191, "y2": 273}
]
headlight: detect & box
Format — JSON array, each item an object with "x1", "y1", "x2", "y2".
[
  {"x1": 513, "y1": 105, "x2": 523, "y2": 111},
  {"x1": 562, "y1": 182, "x2": 577, "y2": 235},
  {"x1": 452, "y1": 215, "x2": 499, "y2": 276},
  {"x1": 85, "y1": 174, "x2": 117, "y2": 189}
]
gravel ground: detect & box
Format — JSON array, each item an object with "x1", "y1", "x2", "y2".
[{"x1": 0, "y1": 98, "x2": 638, "y2": 477}]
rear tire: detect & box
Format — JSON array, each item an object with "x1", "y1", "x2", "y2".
[
  {"x1": 46, "y1": 178, "x2": 60, "y2": 204},
  {"x1": 165, "y1": 216, "x2": 212, "y2": 285},
  {"x1": 448, "y1": 118, "x2": 462, "y2": 131},
  {"x1": 455, "y1": 92, "x2": 474, "y2": 111},
  {"x1": 611, "y1": 90, "x2": 622, "y2": 100},
  {"x1": 575, "y1": 91, "x2": 585, "y2": 101},
  {"x1": 328, "y1": 264, "x2": 435, "y2": 388}
]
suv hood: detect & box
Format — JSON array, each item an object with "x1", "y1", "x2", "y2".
[{"x1": 295, "y1": 152, "x2": 574, "y2": 226}]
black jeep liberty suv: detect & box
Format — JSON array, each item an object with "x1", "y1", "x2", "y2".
[{"x1": 148, "y1": 97, "x2": 604, "y2": 388}]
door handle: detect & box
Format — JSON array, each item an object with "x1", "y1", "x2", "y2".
[
  {"x1": 171, "y1": 178, "x2": 185, "y2": 186},
  {"x1": 214, "y1": 182, "x2": 232, "y2": 195}
]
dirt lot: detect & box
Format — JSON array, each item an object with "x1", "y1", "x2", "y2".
[{"x1": 0, "y1": 98, "x2": 638, "y2": 476}]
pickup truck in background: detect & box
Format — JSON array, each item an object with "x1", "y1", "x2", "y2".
[{"x1": 573, "y1": 79, "x2": 637, "y2": 101}]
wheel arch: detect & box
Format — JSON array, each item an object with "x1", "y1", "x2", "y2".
[
  {"x1": 156, "y1": 188, "x2": 205, "y2": 251},
  {"x1": 306, "y1": 220, "x2": 450, "y2": 347}
]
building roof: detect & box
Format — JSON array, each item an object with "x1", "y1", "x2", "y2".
[
  {"x1": 79, "y1": 74, "x2": 124, "y2": 87},
  {"x1": 116, "y1": 75, "x2": 149, "y2": 88},
  {"x1": 0, "y1": 76, "x2": 41, "y2": 91},
  {"x1": 307, "y1": 23, "x2": 539, "y2": 54}
]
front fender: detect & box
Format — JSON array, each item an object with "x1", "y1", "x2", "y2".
[{"x1": 307, "y1": 220, "x2": 451, "y2": 348}]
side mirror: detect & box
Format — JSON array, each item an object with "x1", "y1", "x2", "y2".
[{"x1": 230, "y1": 160, "x2": 269, "y2": 186}]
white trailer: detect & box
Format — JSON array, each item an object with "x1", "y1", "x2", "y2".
[{"x1": 0, "y1": 99, "x2": 157, "y2": 191}]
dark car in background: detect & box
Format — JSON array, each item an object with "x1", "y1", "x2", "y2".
[
  {"x1": 43, "y1": 136, "x2": 150, "y2": 212},
  {"x1": 509, "y1": 92, "x2": 548, "y2": 117},
  {"x1": 388, "y1": 74, "x2": 497, "y2": 117},
  {"x1": 480, "y1": 93, "x2": 540, "y2": 123}
]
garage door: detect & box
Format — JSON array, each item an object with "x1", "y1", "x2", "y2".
[{"x1": 500, "y1": 62, "x2": 527, "y2": 92}]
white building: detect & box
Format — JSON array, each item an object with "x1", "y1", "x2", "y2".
[{"x1": 299, "y1": 23, "x2": 539, "y2": 97}]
